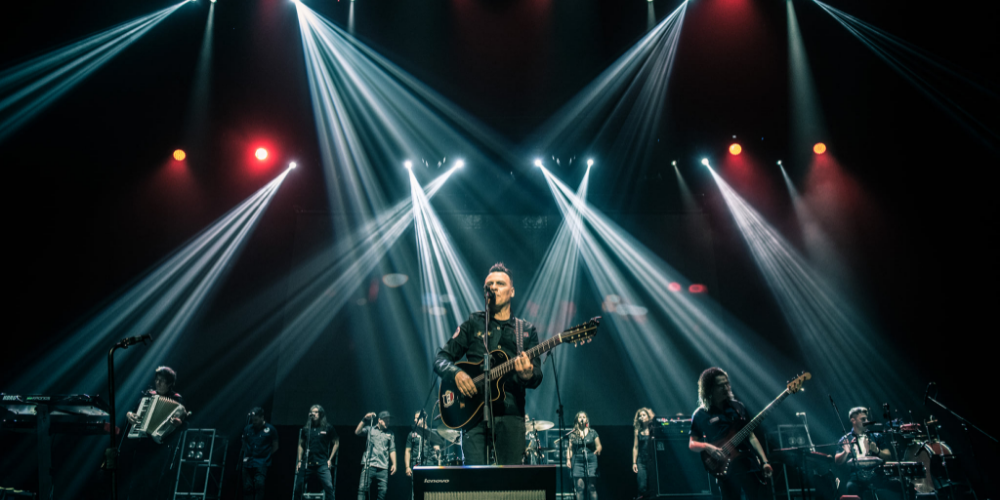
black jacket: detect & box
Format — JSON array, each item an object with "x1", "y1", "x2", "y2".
[{"x1": 434, "y1": 312, "x2": 543, "y2": 415}]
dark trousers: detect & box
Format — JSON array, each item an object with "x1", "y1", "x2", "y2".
[
  {"x1": 462, "y1": 416, "x2": 525, "y2": 465},
  {"x1": 293, "y1": 465, "x2": 335, "y2": 500},
  {"x1": 636, "y1": 459, "x2": 653, "y2": 498},
  {"x1": 126, "y1": 438, "x2": 178, "y2": 500},
  {"x1": 718, "y1": 472, "x2": 764, "y2": 500},
  {"x1": 242, "y1": 466, "x2": 267, "y2": 500},
  {"x1": 357, "y1": 466, "x2": 388, "y2": 500}
]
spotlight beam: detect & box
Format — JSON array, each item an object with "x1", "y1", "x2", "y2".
[{"x1": 0, "y1": 2, "x2": 189, "y2": 141}]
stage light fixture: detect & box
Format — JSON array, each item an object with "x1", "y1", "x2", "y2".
[
  {"x1": 173, "y1": 149, "x2": 186, "y2": 161},
  {"x1": 255, "y1": 148, "x2": 268, "y2": 160},
  {"x1": 671, "y1": 160, "x2": 677, "y2": 166},
  {"x1": 534, "y1": 159, "x2": 543, "y2": 167},
  {"x1": 813, "y1": 142, "x2": 827, "y2": 154},
  {"x1": 667, "y1": 282, "x2": 682, "y2": 292},
  {"x1": 404, "y1": 160, "x2": 413, "y2": 169},
  {"x1": 701, "y1": 158, "x2": 710, "y2": 166},
  {"x1": 777, "y1": 160, "x2": 782, "y2": 165},
  {"x1": 289, "y1": 162, "x2": 297, "y2": 169},
  {"x1": 455, "y1": 160, "x2": 464, "y2": 168},
  {"x1": 689, "y1": 284, "x2": 706, "y2": 293},
  {"x1": 587, "y1": 159, "x2": 594, "y2": 167},
  {"x1": 729, "y1": 143, "x2": 742, "y2": 155}
]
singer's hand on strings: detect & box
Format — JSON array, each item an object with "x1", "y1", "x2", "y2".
[
  {"x1": 455, "y1": 371, "x2": 477, "y2": 397},
  {"x1": 514, "y1": 352, "x2": 533, "y2": 380}
]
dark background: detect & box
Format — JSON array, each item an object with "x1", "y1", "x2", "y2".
[{"x1": 1, "y1": 0, "x2": 997, "y2": 497}]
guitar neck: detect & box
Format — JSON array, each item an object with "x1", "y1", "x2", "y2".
[
  {"x1": 472, "y1": 335, "x2": 563, "y2": 384},
  {"x1": 728, "y1": 390, "x2": 790, "y2": 449}
]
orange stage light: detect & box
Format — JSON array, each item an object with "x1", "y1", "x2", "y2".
[
  {"x1": 729, "y1": 143, "x2": 742, "y2": 155},
  {"x1": 813, "y1": 142, "x2": 827, "y2": 155},
  {"x1": 173, "y1": 149, "x2": 186, "y2": 161}
]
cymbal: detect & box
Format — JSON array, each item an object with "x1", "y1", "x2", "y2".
[
  {"x1": 436, "y1": 427, "x2": 461, "y2": 444},
  {"x1": 525, "y1": 420, "x2": 555, "y2": 433}
]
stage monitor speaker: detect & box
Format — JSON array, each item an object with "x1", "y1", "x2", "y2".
[
  {"x1": 655, "y1": 437, "x2": 715, "y2": 497},
  {"x1": 413, "y1": 465, "x2": 557, "y2": 500}
]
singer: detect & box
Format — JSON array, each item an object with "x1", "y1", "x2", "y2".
[
  {"x1": 293, "y1": 405, "x2": 338, "y2": 500},
  {"x1": 356, "y1": 411, "x2": 396, "y2": 500},
  {"x1": 434, "y1": 262, "x2": 543, "y2": 465},
  {"x1": 566, "y1": 411, "x2": 602, "y2": 500}
]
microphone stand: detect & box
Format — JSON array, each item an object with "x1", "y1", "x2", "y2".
[
  {"x1": 293, "y1": 418, "x2": 312, "y2": 500},
  {"x1": 926, "y1": 389, "x2": 993, "y2": 499},
  {"x1": 547, "y1": 349, "x2": 566, "y2": 496},
  {"x1": 362, "y1": 414, "x2": 377, "y2": 500},
  {"x1": 105, "y1": 334, "x2": 152, "y2": 500},
  {"x1": 482, "y1": 288, "x2": 496, "y2": 465}
]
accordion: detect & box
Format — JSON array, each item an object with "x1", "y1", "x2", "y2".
[{"x1": 127, "y1": 395, "x2": 185, "y2": 443}]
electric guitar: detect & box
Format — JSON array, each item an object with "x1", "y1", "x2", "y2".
[
  {"x1": 438, "y1": 317, "x2": 601, "y2": 430},
  {"x1": 700, "y1": 372, "x2": 811, "y2": 479}
]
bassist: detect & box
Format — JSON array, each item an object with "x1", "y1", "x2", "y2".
[
  {"x1": 688, "y1": 367, "x2": 773, "y2": 500},
  {"x1": 433, "y1": 263, "x2": 543, "y2": 465}
]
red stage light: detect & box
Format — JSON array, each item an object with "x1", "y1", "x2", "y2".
[
  {"x1": 173, "y1": 149, "x2": 186, "y2": 161},
  {"x1": 668, "y1": 282, "x2": 682, "y2": 292},
  {"x1": 688, "y1": 284, "x2": 707, "y2": 294},
  {"x1": 729, "y1": 143, "x2": 742, "y2": 155},
  {"x1": 255, "y1": 148, "x2": 268, "y2": 160},
  {"x1": 813, "y1": 142, "x2": 827, "y2": 155}
]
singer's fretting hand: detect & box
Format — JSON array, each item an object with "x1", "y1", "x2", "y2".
[
  {"x1": 514, "y1": 352, "x2": 533, "y2": 380},
  {"x1": 455, "y1": 371, "x2": 477, "y2": 397}
]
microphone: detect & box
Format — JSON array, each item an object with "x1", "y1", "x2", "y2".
[
  {"x1": 118, "y1": 334, "x2": 153, "y2": 348},
  {"x1": 484, "y1": 284, "x2": 495, "y2": 302},
  {"x1": 924, "y1": 382, "x2": 935, "y2": 406}
]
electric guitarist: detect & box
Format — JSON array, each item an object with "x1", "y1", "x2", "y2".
[
  {"x1": 689, "y1": 367, "x2": 774, "y2": 500},
  {"x1": 433, "y1": 263, "x2": 542, "y2": 465}
]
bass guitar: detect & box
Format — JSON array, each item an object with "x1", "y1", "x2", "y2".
[
  {"x1": 439, "y1": 317, "x2": 601, "y2": 430},
  {"x1": 700, "y1": 372, "x2": 811, "y2": 479}
]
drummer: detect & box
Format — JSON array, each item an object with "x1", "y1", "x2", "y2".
[{"x1": 835, "y1": 407, "x2": 893, "y2": 497}]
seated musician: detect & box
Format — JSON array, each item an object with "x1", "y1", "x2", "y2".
[
  {"x1": 688, "y1": 367, "x2": 772, "y2": 500},
  {"x1": 835, "y1": 407, "x2": 894, "y2": 498},
  {"x1": 125, "y1": 365, "x2": 189, "y2": 500}
]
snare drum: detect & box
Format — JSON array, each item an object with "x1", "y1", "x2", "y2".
[{"x1": 903, "y1": 441, "x2": 953, "y2": 493}]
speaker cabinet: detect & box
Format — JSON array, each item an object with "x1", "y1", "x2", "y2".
[
  {"x1": 655, "y1": 437, "x2": 715, "y2": 497},
  {"x1": 413, "y1": 465, "x2": 557, "y2": 500}
]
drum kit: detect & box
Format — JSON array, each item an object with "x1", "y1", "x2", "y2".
[
  {"x1": 850, "y1": 418, "x2": 960, "y2": 498},
  {"x1": 895, "y1": 419, "x2": 957, "y2": 494}
]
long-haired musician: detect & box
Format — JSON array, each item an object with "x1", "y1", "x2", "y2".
[
  {"x1": 632, "y1": 407, "x2": 655, "y2": 499},
  {"x1": 688, "y1": 367, "x2": 772, "y2": 500},
  {"x1": 566, "y1": 411, "x2": 602, "y2": 500},
  {"x1": 292, "y1": 405, "x2": 338, "y2": 500}
]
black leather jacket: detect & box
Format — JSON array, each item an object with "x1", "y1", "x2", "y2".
[{"x1": 434, "y1": 312, "x2": 543, "y2": 415}]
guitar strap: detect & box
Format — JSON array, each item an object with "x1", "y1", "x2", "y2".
[{"x1": 515, "y1": 318, "x2": 523, "y2": 355}]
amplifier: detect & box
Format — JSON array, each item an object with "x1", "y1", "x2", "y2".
[
  {"x1": 654, "y1": 437, "x2": 715, "y2": 497},
  {"x1": 413, "y1": 466, "x2": 557, "y2": 500}
]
